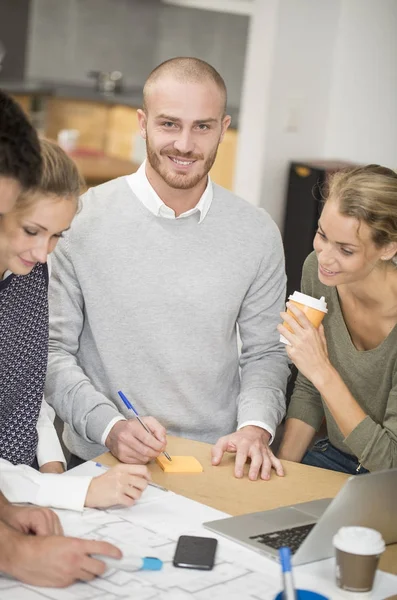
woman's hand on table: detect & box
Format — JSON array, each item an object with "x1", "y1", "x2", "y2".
[{"x1": 85, "y1": 463, "x2": 151, "y2": 509}]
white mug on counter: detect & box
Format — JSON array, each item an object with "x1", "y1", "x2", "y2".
[{"x1": 57, "y1": 129, "x2": 80, "y2": 153}]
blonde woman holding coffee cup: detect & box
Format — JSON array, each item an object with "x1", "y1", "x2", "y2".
[{"x1": 278, "y1": 164, "x2": 397, "y2": 474}]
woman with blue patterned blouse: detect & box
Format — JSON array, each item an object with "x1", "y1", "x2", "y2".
[{"x1": 0, "y1": 139, "x2": 151, "y2": 511}]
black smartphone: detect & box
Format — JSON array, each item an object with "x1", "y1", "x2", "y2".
[{"x1": 173, "y1": 535, "x2": 218, "y2": 570}]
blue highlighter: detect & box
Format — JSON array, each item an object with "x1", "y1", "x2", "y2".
[{"x1": 93, "y1": 553, "x2": 163, "y2": 572}]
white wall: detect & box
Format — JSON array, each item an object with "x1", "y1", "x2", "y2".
[
  {"x1": 324, "y1": 0, "x2": 397, "y2": 168},
  {"x1": 235, "y1": 0, "x2": 340, "y2": 228},
  {"x1": 260, "y1": 0, "x2": 340, "y2": 228},
  {"x1": 235, "y1": 0, "x2": 397, "y2": 230},
  {"x1": 233, "y1": 0, "x2": 280, "y2": 208}
]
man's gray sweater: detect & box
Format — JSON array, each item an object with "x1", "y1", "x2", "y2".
[{"x1": 45, "y1": 177, "x2": 289, "y2": 460}]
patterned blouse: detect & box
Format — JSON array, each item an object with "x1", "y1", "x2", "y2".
[{"x1": 0, "y1": 263, "x2": 48, "y2": 465}]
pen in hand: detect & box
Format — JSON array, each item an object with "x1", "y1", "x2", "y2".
[{"x1": 117, "y1": 390, "x2": 172, "y2": 462}]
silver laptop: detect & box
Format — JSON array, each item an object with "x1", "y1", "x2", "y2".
[{"x1": 204, "y1": 468, "x2": 397, "y2": 565}]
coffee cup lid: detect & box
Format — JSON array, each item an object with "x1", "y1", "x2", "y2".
[
  {"x1": 333, "y1": 526, "x2": 385, "y2": 556},
  {"x1": 288, "y1": 292, "x2": 328, "y2": 313}
]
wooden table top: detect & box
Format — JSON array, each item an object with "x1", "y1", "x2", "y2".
[
  {"x1": 69, "y1": 151, "x2": 139, "y2": 185},
  {"x1": 97, "y1": 435, "x2": 397, "y2": 576}
]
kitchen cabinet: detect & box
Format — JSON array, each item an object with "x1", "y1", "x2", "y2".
[
  {"x1": 10, "y1": 94, "x2": 31, "y2": 116},
  {"x1": 70, "y1": 152, "x2": 139, "y2": 187},
  {"x1": 105, "y1": 105, "x2": 139, "y2": 160},
  {"x1": 46, "y1": 98, "x2": 109, "y2": 151},
  {"x1": 210, "y1": 128, "x2": 237, "y2": 190}
]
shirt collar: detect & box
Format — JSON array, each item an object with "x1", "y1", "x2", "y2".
[{"x1": 126, "y1": 160, "x2": 213, "y2": 223}]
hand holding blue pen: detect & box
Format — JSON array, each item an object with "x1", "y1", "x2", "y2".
[{"x1": 118, "y1": 390, "x2": 172, "y2": 462}]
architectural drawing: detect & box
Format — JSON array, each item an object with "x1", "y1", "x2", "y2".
[{"x1": 1, "y1": 464, "x2": 395, "y2": 599}]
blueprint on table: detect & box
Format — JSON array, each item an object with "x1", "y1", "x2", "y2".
[{"x1": 1, "y1": 462, "x2": 396, "y2": 599}]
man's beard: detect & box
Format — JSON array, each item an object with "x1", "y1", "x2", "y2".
[{"x1": 146, "y1": 134, "x2": 220, "y2": 190}]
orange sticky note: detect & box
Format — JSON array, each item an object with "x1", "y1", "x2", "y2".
[{"x1": 156, "y1": 455, "x2": 203, "y2": 473}]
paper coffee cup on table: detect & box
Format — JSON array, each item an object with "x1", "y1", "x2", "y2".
[
  {"x1": 280, "y1": 291, "x2": 327, "y2": 345},
  {"x1": 333, "y1": 526, "x2": 385, "y2": 593}
]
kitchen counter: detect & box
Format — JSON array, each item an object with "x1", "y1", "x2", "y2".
[
  {"x1": 69, "y1": 150, "x2": 139, "y2": 186},
  {"x1": 0, "y1": 78, "x2": 143, "y2": 105},
  {"x1": 0, "y1": 78, "x2": 240, "y2": 127}
]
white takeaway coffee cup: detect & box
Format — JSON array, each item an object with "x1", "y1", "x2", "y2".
[
  {"x1": 57, "y1": 129, "x2": 80, "y2": 153},
  {"x1": 280, "y1": 291, "x2": 328, "y2": 345},
  {"x1": 333, "y1": 526, "x2": 385, "y2": 593}
]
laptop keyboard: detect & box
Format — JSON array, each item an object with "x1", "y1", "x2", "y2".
[{"x1": 249, "y1": 523, "x2": 316, "y2": 554}]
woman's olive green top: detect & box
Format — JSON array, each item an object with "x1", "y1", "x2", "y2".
[{"x1": 287, "y1": 251, "x2": 397, "y2": 471}]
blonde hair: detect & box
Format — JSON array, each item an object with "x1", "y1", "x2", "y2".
[
  {"x1": 16, "y1": 138, "x2": 84, "y2": 210},
  {"x1": 326, "y1": 164, "x2": 397, "y2": 265}
]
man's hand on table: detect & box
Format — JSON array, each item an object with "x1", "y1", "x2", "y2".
[
  {"x1": 0, "y1": 503, "x2": 63, "y2": 536},
  {"x1": 6, "y1": 533, "x2": 121, "y2": 587},
  {"x1": 105, "y1": 418, "x2": 167, "y2": 463},
  {"x1": 211, "y1": 425, "x2": 284, "y2": 480}
]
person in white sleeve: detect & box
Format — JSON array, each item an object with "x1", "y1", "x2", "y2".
[
  {"x1": 0, "y1": 138, "x2": 150, "y2": 511},
  {"x1": 0, "y1": 89, "x2": 121, "y2": 587},
  {"x1": 35, "y1": 399, "x2": 68, "y2": 472}
]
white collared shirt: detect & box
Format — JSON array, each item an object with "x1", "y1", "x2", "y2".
[
  {"x1": 125, "y1": 160, "x2": 213, "y2": 223},
  {"x1": 102, "y1": 162, "x2": 274, "y2": 445}
]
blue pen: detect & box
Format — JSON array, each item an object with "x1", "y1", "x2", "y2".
[
  {"x1": 279, "y1": 547, "x2": 296, "y2": 600},
  {"x1": 117, "y1": 390, "x2": 172, "y2": 462}
]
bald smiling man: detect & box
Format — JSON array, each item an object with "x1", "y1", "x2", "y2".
[{"x1": 46, "y1": 57, "x2": 290, "y2": 481}]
